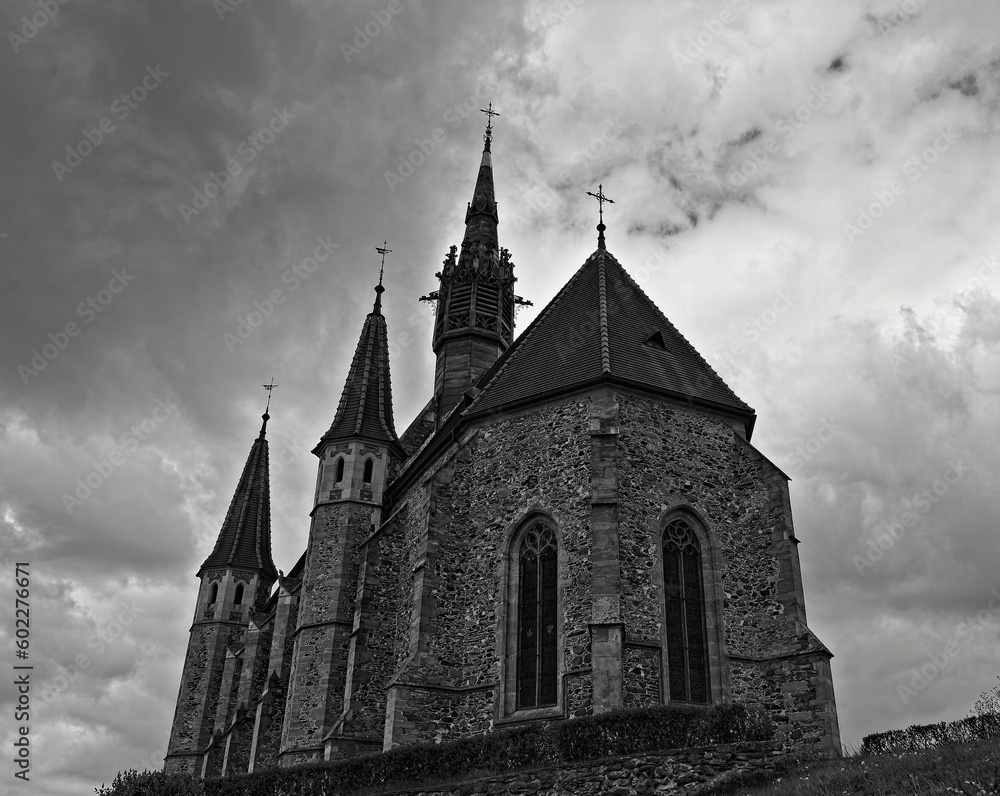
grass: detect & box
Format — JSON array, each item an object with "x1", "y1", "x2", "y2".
[{"x1": 698, "y1": 740, "x2": 1000, "y2": 796}]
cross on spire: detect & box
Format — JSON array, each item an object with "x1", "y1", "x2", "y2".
[
  {"x1": 263, "y1": 378, "x2": 277, "y2": 411},
  {"x1": 374, "y1": 241, "x2": 391, "y2": 310},
  {"x1": 260, "y1": 378, "x2": 277, "y2": 437},
  {"x1": 480, "y1": 102, "x2": 500, "y2": 149},
  {"x1": 586, "y1": 183, "x2": 615, "y2": 250}
]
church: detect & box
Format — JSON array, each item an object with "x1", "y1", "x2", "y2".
[{"x1": 163, "y1": 114, "x2": 840, "y2": 777}]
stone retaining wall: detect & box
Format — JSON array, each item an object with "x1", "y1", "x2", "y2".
[{"x1": 310, "y1": 740, "x2": 790, "y2": 796}]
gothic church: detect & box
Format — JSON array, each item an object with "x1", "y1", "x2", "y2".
[{"x1": 164, "y1": 119, "x2": 840, "y2": 777}]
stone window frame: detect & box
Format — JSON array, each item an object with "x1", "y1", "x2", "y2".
[
  {"x1": 496, "y1": 509, "x2": 566, "y2": 723},
  {"x1": 652, "y1": 505, "x2": 729, "y2": 707}
]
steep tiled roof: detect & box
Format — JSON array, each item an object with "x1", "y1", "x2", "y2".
[
  {"x1": 467, "y1": 248, "x2": 754, "y2": 426},
  {"x1": 199, "y1": 415, "x2": 278, "y2": 579},
  {"x1": 315, "y1": 288, "x2": 403, "y2": 454}
]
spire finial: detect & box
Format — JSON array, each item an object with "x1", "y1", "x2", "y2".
[
  {"x1": 260, "y1": 378, "x2": 277, "y2": 437},
  {"x1": 586, "y1": 183, "x2": 615, "y2": 250},
  {"x1": 374, "y1": 241, "x2": 391, "y2": 311},
  {"x1": 480, "y1": 102, "x2": 500, "y2": 151}
]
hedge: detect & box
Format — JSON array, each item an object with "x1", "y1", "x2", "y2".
[
  {"x1": 861, "y1": 712, "x2": 1000, "y2": 755},
  {"x1": 97, "y1": 703, "x2": 772, "y2": 796}
]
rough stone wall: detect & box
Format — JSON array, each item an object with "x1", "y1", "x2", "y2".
[
  {"x1": 380, "y1": 399, "x2": 594, "y2": 748},
  {"x1": 623, "y1": 644, "x2": 661, "y2": 708},
  {"x1": 280, "y1": 502, "x2": 372, "y2": 765},
  {"x1": 730, "y1": 652, "x2": 839, "y2": 752},
  {"x1": 222, "y1": 712, "x2": 254, "y2": 775},
  {"x1": 333, "y1": 512, "x2": 411, "y2": 749},
  {"x1": 249, "y1": 741, "x2": 791, "y2": 796},
  {"x1": 615, "y1": 393, "x2": 837, "y2": 751},
  {"x1": 166, "y1": 621, "x2": 246, "y2": 774}
]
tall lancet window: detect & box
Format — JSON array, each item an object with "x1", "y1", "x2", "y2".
[
  {"x1": 663, "y1": 517, "x2": 709, "y2": 704},
  {"x1": 517, "y1": 522, "x2": 558, "y2": 709}
]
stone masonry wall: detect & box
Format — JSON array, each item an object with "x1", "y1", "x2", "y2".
[
  {"x1": 378, "y1": 399, "x2": 595, "y2": 748},
  {"x1": 615, "y1": 393, "x2": 838, "y2": 752},
  {"x1": 280, "y1": 502, "x2": 373, "y2": 764}
]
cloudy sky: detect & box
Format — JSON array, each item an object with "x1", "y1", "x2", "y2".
[{"x1": 2, "y1": 0, "x2": 1000, "y2": 793}]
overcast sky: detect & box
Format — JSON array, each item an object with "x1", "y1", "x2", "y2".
[{"x1": 2, "y1": 0, "x2": 1000, "y2": 793}]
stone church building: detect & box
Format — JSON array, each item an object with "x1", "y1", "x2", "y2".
[{"x1": 164, "y1": 120, "x2": 840, "y2": 777}]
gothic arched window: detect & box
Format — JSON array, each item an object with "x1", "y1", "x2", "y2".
[
  {"x1": 363, "y1": 459, "x2": 374, "y2": 484},
  {"x1": 516, "y1": 522, "x2": 558, "y2": 709},
  {"x1": 335, "y1": 457, "x2": 345, "y2": 483},
  {"x1": 209, "y1": 583, "x2": 218, "y2": 604},
  {"x1": 234, "y1": 584, "x2": 244, "y2": 606},
  {"x1": 663, "y1": 517, "x2": 709, "y2": 704}
]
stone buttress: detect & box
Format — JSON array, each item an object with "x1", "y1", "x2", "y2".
[
  {"x1": 279, "y1": 279, "x2": 406, "y2": 766},
  {"x1": 164, "y1": 413, "x2": 278, "y2": 775}
]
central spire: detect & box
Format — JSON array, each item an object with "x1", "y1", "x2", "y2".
[{"x1": 422, "y1": 106, "x2": 523, "y2": 423}]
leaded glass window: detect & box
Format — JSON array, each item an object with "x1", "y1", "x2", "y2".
[
  {"x1": 663, "y1": 518, "x2": 709, "y2": 704},
  {"x1": 516, "y1": 522, "x2": 558, "y2": 709}
]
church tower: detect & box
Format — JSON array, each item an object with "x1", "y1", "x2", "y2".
[
  {"x1": 425, "y1": 114, "x2": 524, "y2": 423},
  {"x1": 164, "y1": 411, "x2": 278, "y2": 776},
  {"x1": 279, "y1": 275, "x2": 405, "y2": 766}
]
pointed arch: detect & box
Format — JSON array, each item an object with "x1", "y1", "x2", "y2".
[
  {"x1": 234, "y1": 584, "x2": 244, "y2": 606},
  {"x1": 499, "y1": 511, "x2": 563, "y2": 717},
  {"x1": 516, "y1": 522, "x2": 558, "y2": 708},
  {"x1": 655, "y1": 506, "x2": 728, "y2": 706},
  {"x1": 335, "y1": 457, "x2": 345, "y2": 483},
  {"x1": 362, "y1": 458, "x2": 374, "y2": 484},
  {"x1": 662, "y1": 517, "x2": 708, "y2": 703},
  {"x1": 209, "y1": 583, "x2": 218, "y2": 604}
]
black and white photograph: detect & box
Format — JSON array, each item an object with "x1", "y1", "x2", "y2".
[{"x1": 2, "y1": 1, "x2": 1000, "y2": 794}]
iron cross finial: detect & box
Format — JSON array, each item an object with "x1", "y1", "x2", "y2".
[
  {"x1": 480, "y1": 102, "x2": 500, "y2": 148},
  {"x1": 586, "y1": 184, "x2": 615, "y2": 250},
  {"x1": 375, "y1": 241, "x2": 392, "y2": 287},
  {"x1": 480, "y1": 102, "x2": 500, "y2": 131},
  {"x1": 586, "y1": 183, "x2": 615, "y2": 224},
  {"x1": 262, "y1": 378, "x2": 277, "y2": 413}
]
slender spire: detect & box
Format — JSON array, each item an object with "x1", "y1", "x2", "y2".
[
  {"x1": 374, "y1": 241, "x2": 391, "y2": 312},
  {"x1": 314, "y1": 275, "x2": 403, "y2": 455},
  {"x1": 199, "y1": 405, "x2": 277, "y2": 580},
  {"x1": 419, "y1": 112, "x2": 529, "y2": 422},
  {"x1": 586, "y1": 183, "x2": 615, "y2": 250}
]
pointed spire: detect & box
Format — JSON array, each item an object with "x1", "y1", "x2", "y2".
[
  {"x1": 199, "y1": 404, "x2": 278, "y2": 580},
  {"x1": 314, "y1": 272, "x2": 403, "y2": 454},
  {"x1": 464, "y1": 116, "x2": 499, "y2": 248}
]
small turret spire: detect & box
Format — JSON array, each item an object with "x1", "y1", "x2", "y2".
[
  {"x1": 586, "y1": 183, "x2": 615, "y2": 250},
  {"x1": 374, "y1": 241, "x2": 391, "y2": 312}
]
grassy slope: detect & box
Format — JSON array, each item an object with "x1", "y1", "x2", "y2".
[{"x1": 700, "y1": 741, "x2": 1000, "y2": 796}]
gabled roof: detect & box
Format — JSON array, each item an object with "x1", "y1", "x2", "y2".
[
  {"x1": 199, "y1": 415, "x2": 278, "y2": 579},
  {"x1": 315, "y1": 287, "x2": 403, "y2": 454},
  {"x1": 466, "y1": 248, "x2": 754, "y2": 430}
]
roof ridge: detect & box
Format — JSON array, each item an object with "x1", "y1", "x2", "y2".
[{"x1": 597, "y1": 255, "x2": 611, "y2": 374}]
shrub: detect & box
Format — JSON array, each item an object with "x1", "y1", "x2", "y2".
[
  {"x1": 862, "y1": 712, "x2": 1000, "y2": 755},
  {"x1": 98, "y1": 703, "x2": 774, "y2": 796}
]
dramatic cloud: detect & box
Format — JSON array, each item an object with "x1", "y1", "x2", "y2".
[{"x1": 2, "y1": 1, "x2": 1000, "y2": 792}]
